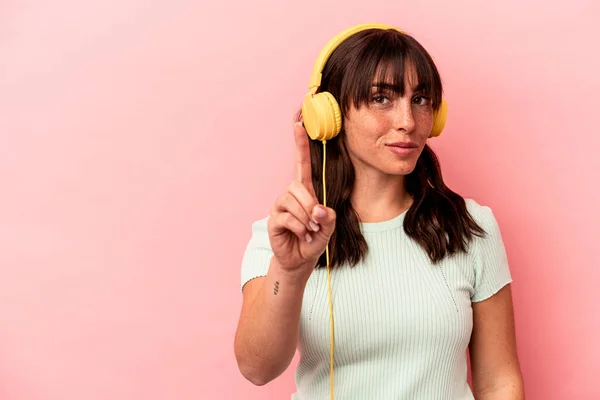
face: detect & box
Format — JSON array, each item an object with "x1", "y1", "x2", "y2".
[{"x1": 342, "y1": 63, "x2": 434, "y2": 177}]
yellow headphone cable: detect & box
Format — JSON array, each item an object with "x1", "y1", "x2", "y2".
[{"x1": 321, "y1": 139, "x2": 335, "y2": 399}]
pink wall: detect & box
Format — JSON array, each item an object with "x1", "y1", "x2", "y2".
[{"x1": 1, "y1": 1, "x2": 598, "y2": 399}]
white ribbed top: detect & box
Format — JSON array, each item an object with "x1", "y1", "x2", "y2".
[{"x1": 240, "y1": 199, "x2": 512, "y2": 399}]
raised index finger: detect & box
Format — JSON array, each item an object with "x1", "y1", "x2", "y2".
[{"x1": 293, "y1": 121, "x2": 316, "y2": 195}]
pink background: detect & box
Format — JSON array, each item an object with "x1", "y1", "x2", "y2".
[{"x1": 1, "y1": 1, "x2": 599, "y2": 399}]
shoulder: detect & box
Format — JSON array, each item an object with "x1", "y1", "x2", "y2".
[
  {"x1": 249, "y1": 215, "x2": 270, "y2": 230},
  {"x1": 464, "y1": 198, "x2": 498, "y2": 231},
  {"x1": 247, "y1": 216, "x2": 271, "y2": 246},
  {"x1": 463, "y1": 198, "x2": 508, "y2": 245},
  {"x1": 463, "y1": 198, "x2": 509, "y2": 266},
  {"x1": 240, "y1": 215, "x2": 272, "y2": 292},
  {"x1": 239, "y1": 215, "x2": 273, "y2": 255},
  {"x1": 463, "y1": 198, "x2": 512, "y2": 302}
]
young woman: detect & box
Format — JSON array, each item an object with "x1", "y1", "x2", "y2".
[{"x1": 234, "y1": 24, "x2": 524, "y2": 399}]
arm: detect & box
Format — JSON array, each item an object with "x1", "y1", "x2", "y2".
[
  {"x1": 469, "y1": 284, "x2": 525, "y2": 399},
  {"x1": 234, "y1": 120, "x2": 336, "y2": 386},
  {"x1": 234, "y1": 257, "x2": 311, "y2": 386}
]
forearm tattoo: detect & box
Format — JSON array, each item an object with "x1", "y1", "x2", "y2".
[{"x1": 274, "y1": 280, "x2": 279, "y2": 295}]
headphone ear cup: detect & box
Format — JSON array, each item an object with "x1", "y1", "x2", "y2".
[
  {"x1": 429, "y1": 97, "x2": 448, "y2": 138},
  {"x1": 302, "y1": 92, "x2": 342, "y2": 141}
]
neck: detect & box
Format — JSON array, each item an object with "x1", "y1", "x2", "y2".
[{"x1": 350, "y1": 168, "x2": 413, "y2": 223}]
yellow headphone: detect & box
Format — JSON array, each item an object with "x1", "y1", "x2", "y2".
[{"x1": 300, "y1": 23, "x2": 448, "y2": 400}]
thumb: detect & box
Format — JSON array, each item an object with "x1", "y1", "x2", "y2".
[{"x1": 312, "y1": 205, "x2": 336, "y2": 239}]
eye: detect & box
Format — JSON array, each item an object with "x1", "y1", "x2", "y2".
[
  {"x1": 372, "y1": 94, "x2": 390, "y2": 104},
  {"x1": 412, "y1": 95, "x2": 431, "y2": 106}
]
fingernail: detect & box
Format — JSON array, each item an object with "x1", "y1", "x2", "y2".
[
  {"x1": 309, "y1": 221, "x2": 320, "y2": 232},
  {"x1": 305, "y1": 233, "x2": 313, "y2": 243},
  {"x1": 313, "y1": 206, "x2": 326, "y2": 220}
]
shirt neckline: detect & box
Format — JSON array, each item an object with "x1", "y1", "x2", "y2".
[{"x1": 359, "y1": 209, "x2": 408, "y2": 233}]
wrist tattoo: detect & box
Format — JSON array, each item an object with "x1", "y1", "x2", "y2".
[{"x1": 274, "y1": 280, "x2": 279, "y2": 295}]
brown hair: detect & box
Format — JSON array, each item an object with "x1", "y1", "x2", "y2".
[{"x1": 303, "y1": 28, "x2": 485, "y2": 268}]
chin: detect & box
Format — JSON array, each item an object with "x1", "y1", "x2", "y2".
[{"x1": 385, "y1": 160, "x2": 418, "y2": 176}]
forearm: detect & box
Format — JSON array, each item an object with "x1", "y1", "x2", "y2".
[{"x1": 234, "y1": 258, "x2": 311, "y2": 385}]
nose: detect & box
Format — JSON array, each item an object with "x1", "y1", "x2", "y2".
[{"x1": 393, "y1": 98, "x2": 416, "y2": 133}]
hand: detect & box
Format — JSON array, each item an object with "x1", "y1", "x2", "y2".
[{"x1": 267, "y1": 120, "x2": 336, "y2": 277}]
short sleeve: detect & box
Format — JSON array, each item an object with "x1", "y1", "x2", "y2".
[
  {"x1": 467, "y1": 200, "x2": 513, "y2": 302},
  {"x1": 240, "y1": 216, "x2": 273, "y2": 292}
]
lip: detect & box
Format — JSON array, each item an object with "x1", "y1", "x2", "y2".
[
  {"x1": 386, "y1": 142, "x2": 419, "y2": 156},
  {"x1": 386, "y1": 141, "x2": 419, "y2": 148}
]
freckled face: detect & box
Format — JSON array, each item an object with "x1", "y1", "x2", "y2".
[{"x1": 342, "y1": 64, "x2": 435, "y2": 177}]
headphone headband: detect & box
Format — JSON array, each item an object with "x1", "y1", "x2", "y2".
[{"x1": 308, "y1": 23, "x2": 403, "y2": 93}]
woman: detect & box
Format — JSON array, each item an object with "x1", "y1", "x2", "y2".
[{"x1": 234, "y1": 24, "x2": 524, "y2": 399}]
